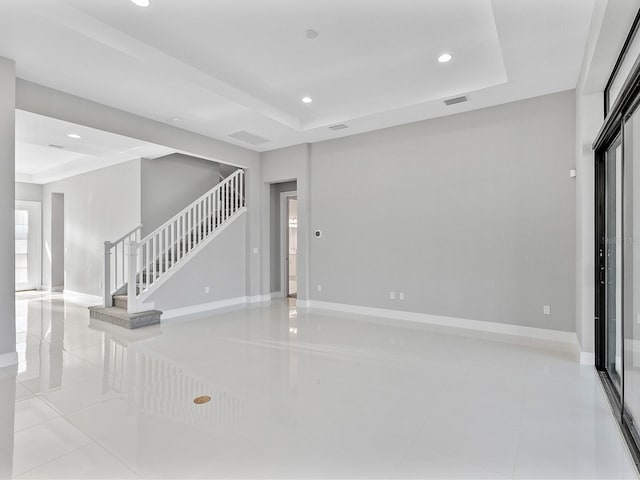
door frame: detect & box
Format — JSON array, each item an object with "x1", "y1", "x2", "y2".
[
  {"x1": 280, "y1": 190, "x2": 298, "y2": 298},
  {"x1": 15, "y1": 200, "x2": 42, "y2": 292}
]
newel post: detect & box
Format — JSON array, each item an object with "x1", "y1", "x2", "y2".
[
  {"x1": 103, "y1": 241, "x2": 112, "y2": 307},
  {"x1": 127, "y1": 240, "x2": 139, "y2": 313}
]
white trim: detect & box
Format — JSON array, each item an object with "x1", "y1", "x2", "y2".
[
  {"x1": 62, "y1": 289, "x2": 103, "y2": 306},
  {"x1": 304, "y1": 300, "x2": 580, "y2": 353},
  {"x1": 0, "y1": 352, "x2": 18, "y2": 368},
  {"x1": 39, "y1": 285, "x2": 63, "y2": 292},
  {"x1": 580, "y1": 351, "x2": 596, "y2": 365},
  {"x1": 162, "y1": 294, "x2": 273, "y2": 320},
  {"x1": 162, "y1": 296, "x2": 248, "y2": 320},
  {"x1": 248, "y1": 294, "x2": 271, "y2": 303},
  {"x1": 280, "y1": 191, "x2": 298, "y2": 298},
  {"x1": 137, "y1": 208, "x2": 247, "y2": 304}
]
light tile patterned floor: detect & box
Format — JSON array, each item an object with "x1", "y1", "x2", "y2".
[{"x1": 0, "y1": 292, "x2": 637, "y2": 479}]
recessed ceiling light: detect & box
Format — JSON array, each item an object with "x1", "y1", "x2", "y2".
[
  {"x1": 67, "y1": 133, "x2": 81, "y2": 139},
  {"x1": 438, "y1": 53, "x2": 453, "y2": 63},
  {"x1": 302, "y1": 97, "x2": 313, "y2": 104},
  {"x1": 305, "y1": 29, "x2": 319, "y2": 39},
  {"x1": 131, "y1": 0, "x2": 150, "y2": 7}
]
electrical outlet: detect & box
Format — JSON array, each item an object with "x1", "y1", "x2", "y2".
[
  {"x1": 543, "y1": 305, "x2": 551, "y2": 315},
  {"x1": 252, "y1": 247, "x2": 258, "y2": 254},
  {"x1": 399, "y1": 292, "x2": 405, "y2": 300},
  {"x1": 389, "y1": 291, "x2": 395, "y2": 300},
  {"x1": 205, "y1": 286, "x2": 210, "y2": 294},
  {"x1": 317, "y1": 284, "x2": 322, "y2": 292}
]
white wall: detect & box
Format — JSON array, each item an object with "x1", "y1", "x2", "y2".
[
  {"x1": 308, "y1": 91, "x2": 577, "y2": 332},
  {"x1": 15, "y1": 182, "x2": 42, "y2": 202},
  {"x1": 41, "y1": 160, "x2": 141, "y2": 297}
]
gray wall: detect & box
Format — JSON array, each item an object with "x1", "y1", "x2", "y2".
[
  {"x1": 15, "y1": 182, "x2": 42, "y2": 202},
  {"x1": 145, "y1": 214, "x2": 246, "y2": 312},
  {"x1": 0, "y1": 57, "x2": 15, "y2": 361},
  {"x1": 141, "y1": 154, "x2": 220, "y2": 236},
  {"x1": 261, "y1": 144, "x2": 311, "y2": 301},
  {"x1": 50, "y1": 193, "x2": 64, "y2": 289},
  {"x1": 309, "y1": 91, "x2": 577, "y2": 332},
  {"x1": 270, "y1": 181, "x2": 297, "y2": 292},
  {"x1": 42, "y1": 159, "x2": 141, "y2": 297}
]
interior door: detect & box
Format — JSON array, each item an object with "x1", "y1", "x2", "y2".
[{"x1": 15, "y1": 201, "x2": 41, "y2": 292}]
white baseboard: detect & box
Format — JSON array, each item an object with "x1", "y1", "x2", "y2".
[
  {"x1": 39, "y1": 285, "x2": 63, "y2": 293},
  {"x1": 63, "y1": 290, "x2": 103, "y2": 306},
  {"x1": 304, "y1": 300, "x2": 580, "y2": 354},
  {"x1": 0, "y1": 351, "x2": 18, "y2": 368},
  {"x1": 247, "y1": 294, "x2": 271, "y2": 303},
  {"x1": 271, "y1": 291, "x2": 283, "y2": 299},
  {"x1": 580, "y1": 351, "x2": 596, "y2": 365},
  {"x1": 162, "y1": 296, "x2": 249, "y2": 320}
]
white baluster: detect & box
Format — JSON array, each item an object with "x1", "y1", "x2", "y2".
[
  {"x1": 152, "y1": 235, "x2": 157, "y2": 285},
  {"x1": 164, "y1": 227, "x2": 168, "y2": 274},
  {"x1": 104, "y1": 241, "x2": 112, "y2": 307},
  {"x1": 127, "y1": 241, "x2": 138, "y2": 313}
]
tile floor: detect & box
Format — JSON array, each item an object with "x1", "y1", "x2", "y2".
[{"x1": 0, "y1": 291, "x2": 638, "y2": 479}]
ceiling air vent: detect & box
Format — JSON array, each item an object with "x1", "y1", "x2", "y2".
[
  {"x1": 444, "y1": 96, "x2": 469, "y2": 106},
  {"x1": 329, "y1": 124, "x2": 348, "y2": 131},
  {"x1": 228, "y1": 131, "x2": 270, "y2": 146},
  {"x1": 48, "y1": 144, "x2": 65, "y2": 149}
]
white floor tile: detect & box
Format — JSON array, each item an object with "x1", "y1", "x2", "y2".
[
  {"x1": 16, "y1": 442, "x2": 138, "y2": 479},
  {"x1": 13, "y1": 397, "x2": 61, "y2": 432},
  {"x1": 3, "y1": 294, "x2": 639, "y2": 479},
  {"x1": 40, "y1": 379, "x2": 121, "y2": 416},
  {"x1": 12, "y1": 417, "x2": 93, "y2": 477}
]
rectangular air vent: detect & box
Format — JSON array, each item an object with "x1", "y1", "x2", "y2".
[
  {"x1": 48, "y1": 144, "x2": 65, "y2": 149},
  {"x1": 329, "y1": 124, "x2": 348, "y2": 131},
  {"x1": 228, "y1": 131, "x2": 270, "y2": 146},
  {"x1": 444, "y1": 96, "x2": 469, "y2": 106}
]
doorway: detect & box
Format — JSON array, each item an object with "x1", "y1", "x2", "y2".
[
  {"x1": 15, "y1": 201, "x2": 41, "y2": 291},
  {"x1": 280, "y1": 191, "x2": 298, "y2": 298}
]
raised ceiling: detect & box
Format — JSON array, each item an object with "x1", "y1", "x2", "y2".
[
  {"x1": 0, "y1": 0, "x2": 595, "y2": 152},
  {"x1": 16, "y1": 110, "x2": 174, "y2": 184}
]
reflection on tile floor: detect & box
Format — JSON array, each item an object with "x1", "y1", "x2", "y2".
[{"x1": 0, "y1": 291, "x2": 637, "y2": 479}]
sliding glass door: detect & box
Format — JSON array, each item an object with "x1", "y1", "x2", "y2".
[
  {"x1": 604, "y1": 138, "x2": 623, "y2": 394},
  {"x1": 596, "y1": 102, "x2": 640, "y2": 458},
  {"x1": 623, "y1": 107, "x2": 640, "y2": 445}
]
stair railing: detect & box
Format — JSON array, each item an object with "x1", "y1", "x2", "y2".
[
  {"x1": 125, "y1": 168, "x2": 246, "y2": 313},
  {"x1": 103, "y1": 225, "x2": 143, "y2": 307}
]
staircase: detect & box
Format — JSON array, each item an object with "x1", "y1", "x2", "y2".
[{"x1": 90, "y1": 169, "x2": 246, "y2": 329}]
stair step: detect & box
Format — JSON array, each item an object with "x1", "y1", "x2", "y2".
[
  {"x1": 113, "y1": 294, "x2": 128, "y2": 309},
  {"x1": 89, "y1": 305, "x2": 162, "y2": 329}
]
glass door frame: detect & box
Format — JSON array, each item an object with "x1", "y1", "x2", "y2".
[{"x1": 594, "y1": 28, "x2": 640, "y2": 465}]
